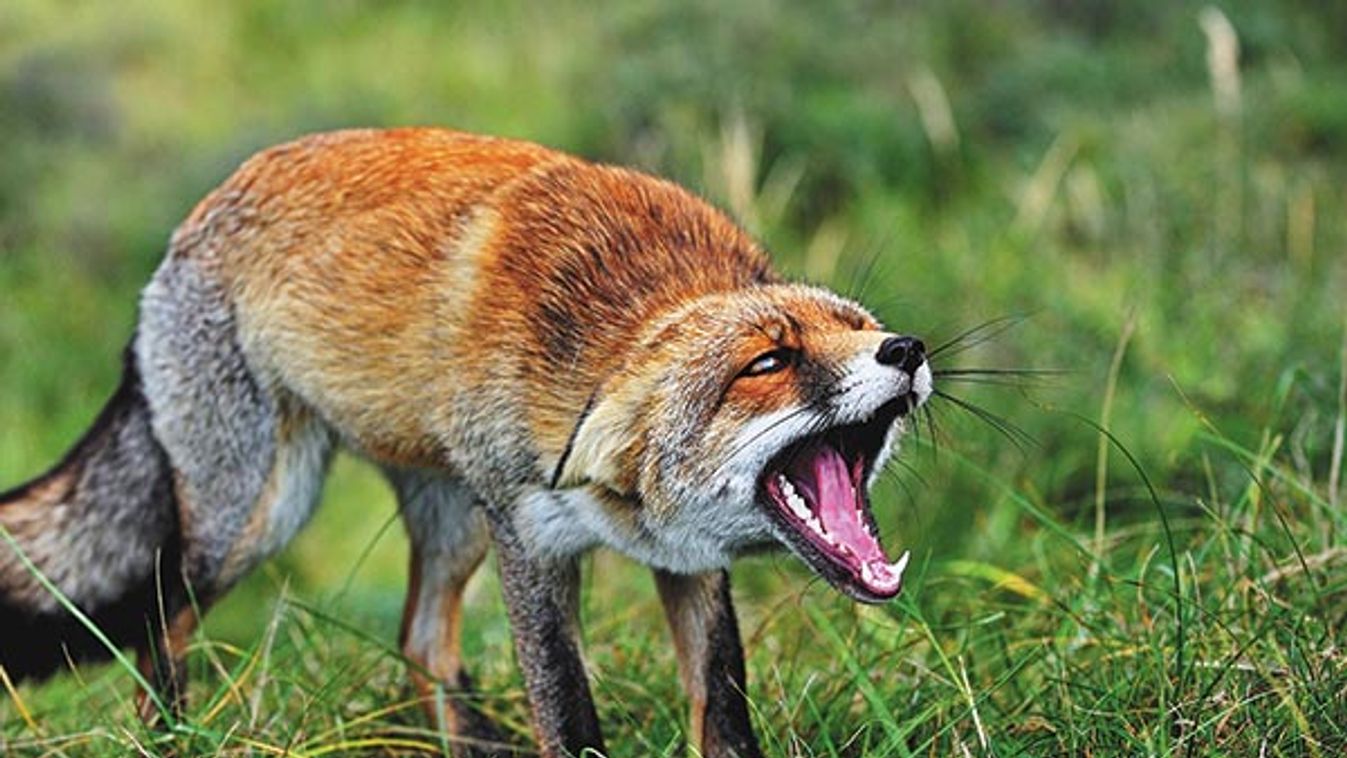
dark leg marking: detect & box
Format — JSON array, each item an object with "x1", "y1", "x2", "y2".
[
  {"x1": 655, "y1": 569, "x2": 763, "y2": 758},
  {"x1": 488, "y1": 514, "x2": 604, "y2": 758}
]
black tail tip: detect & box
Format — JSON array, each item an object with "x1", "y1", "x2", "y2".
[
  {"x1": 0, "y1": 592, "x2": 157, "y2": 685},
  {"x1": 0, "y1": 599, "x2": 78, "y2": 684}
]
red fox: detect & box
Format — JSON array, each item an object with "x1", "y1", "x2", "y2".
[{"x1": 0, "y1": 128, "x2": 930, "y2": 757}]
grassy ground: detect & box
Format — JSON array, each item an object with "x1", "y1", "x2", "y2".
[{"x1": 2, "y1": 1, "x2": 1346, "y2": 755}]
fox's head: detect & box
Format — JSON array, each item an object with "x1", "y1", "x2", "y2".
[{"x1": 555, "y1": 284, "x2": 930, "y2": 603}]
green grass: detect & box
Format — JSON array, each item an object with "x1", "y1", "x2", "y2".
[{"x1": 3, "y1": 1, "x2": 1347, "y2": 755}]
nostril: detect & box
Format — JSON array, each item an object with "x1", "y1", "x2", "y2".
[
  {"x1": 876, "y1": 336, "x2": 926, "y2": 374},
  {"x1": 903, "y1": 338, "x2": 927, "y2": 374}
]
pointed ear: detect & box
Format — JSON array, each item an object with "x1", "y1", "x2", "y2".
[{"x1": 552, "y1": 382, "x2": 647, "y2": 492}]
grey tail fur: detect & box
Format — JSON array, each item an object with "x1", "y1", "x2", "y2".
[{"x1": 0, "y1": 340, "x2": 186, "y2": 683}]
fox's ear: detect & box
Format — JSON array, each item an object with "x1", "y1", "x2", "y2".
[{"x1": 552, "y1": 382, "x2": 646, "y2": 492}]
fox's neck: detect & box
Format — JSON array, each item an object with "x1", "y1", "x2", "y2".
[
  {"x1": 471, "y1": 163, "x2": 778, "y2": 469},
  {"x1": 514, "y1": 249, "x2": 778, "y2": 470}
]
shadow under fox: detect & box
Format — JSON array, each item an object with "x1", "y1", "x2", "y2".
[{"x1": 0, "y1": 128, "x2": 931, "y2": 757}]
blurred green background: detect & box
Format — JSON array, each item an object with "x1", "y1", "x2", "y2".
[{"x1": 2, "y1": 1, "x2": 1346, "y2": 754}]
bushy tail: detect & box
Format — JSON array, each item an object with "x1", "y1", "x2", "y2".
[{"x1": 0, "y1": 345, "x2": 184, "y2": 683}]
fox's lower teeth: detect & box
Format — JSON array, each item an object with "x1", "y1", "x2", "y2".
[
  {"x1": 861, "y1": 562, "x2": 879, "y2": 586},
  {"x1": 773, "y1": 466, "x2": 911, "y2": 594},
  {"x1": 860, "y1": 551, "x2": 912, "y2": 590},
  {"x1": 785, "y1": 492, "x2": 811, "y2": 521}
]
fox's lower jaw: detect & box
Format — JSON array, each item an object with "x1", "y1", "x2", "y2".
[{"x1": 758, "y1": 395, "x2": 918, "y2": 603}]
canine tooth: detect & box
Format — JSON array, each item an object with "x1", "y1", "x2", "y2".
[{"x1": 891, "y1": 550, "x2": 911, "y2": 576}]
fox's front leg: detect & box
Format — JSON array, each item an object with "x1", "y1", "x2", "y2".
[
  {"x1": 655, "y1": 570, "x2": 763, "y2": 758},
  {"x1": 489, "y1": 516, "x2": 605, "y2": 757}
]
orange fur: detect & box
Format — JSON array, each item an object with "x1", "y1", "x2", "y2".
[{"x1": 175, "y1": 128, "x2": 778, "y2": 476}]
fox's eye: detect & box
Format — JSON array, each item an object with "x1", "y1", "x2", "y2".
[{"x1": 739, "y1": 349, "x2": 794, "y2": 378}]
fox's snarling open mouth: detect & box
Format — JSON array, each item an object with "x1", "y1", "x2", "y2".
[{"x1": 759, "y1": 398, "x2": 913, "y2": 603}]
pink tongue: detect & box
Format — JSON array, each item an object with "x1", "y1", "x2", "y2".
[{"x1": 787, "y1": 444, "x2": 890, "y2": 568}]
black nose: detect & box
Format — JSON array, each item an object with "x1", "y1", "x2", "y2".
[{"x1": 876, "y1": 336, "x2": 926, "y2": 374}]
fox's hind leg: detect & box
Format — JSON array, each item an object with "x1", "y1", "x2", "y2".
[
  {"x1": 390, "y1": 470, "x2": 510, "y2": 757},
  {"x1": 133, "y1": 254, "x2": 336, "y2": 721}
]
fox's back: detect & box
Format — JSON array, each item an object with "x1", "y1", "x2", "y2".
[{"x1": 154, "y1": 128, "x2": 772, "y2": 473}]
